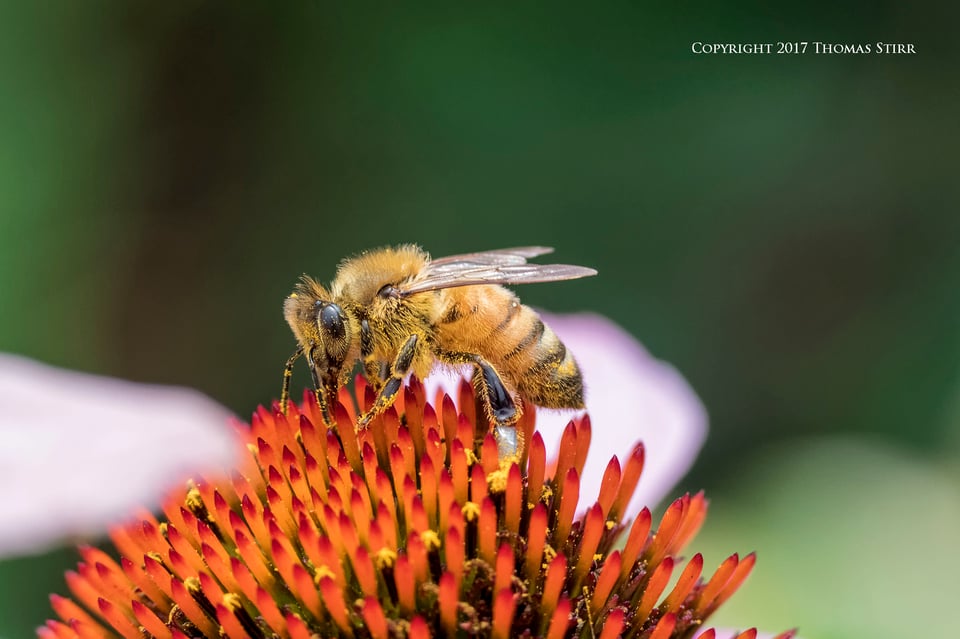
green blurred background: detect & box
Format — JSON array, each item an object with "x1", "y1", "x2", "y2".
[{"x1": 2, "y1": 3, "x2": 958, "y2": 638}]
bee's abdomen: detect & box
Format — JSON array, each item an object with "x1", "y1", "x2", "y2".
[
  {"x1": 435, "y1": 286, "x2": 585, "y2": 410},
  {"x1": 501, "y1": 307, "x2": 584, "y2": 409}
]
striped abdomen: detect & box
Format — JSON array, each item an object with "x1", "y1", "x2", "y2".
[{"x1": 434, "y1": 285, "x2": 584, "y2": 409}]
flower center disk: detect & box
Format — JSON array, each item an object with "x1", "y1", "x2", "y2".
[{"x1": 41, "y1": 375, "x2": 761, "y2": 639}]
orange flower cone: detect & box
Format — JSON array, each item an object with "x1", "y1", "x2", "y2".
[{"x1": 41, "y1": 373, "x2": 791, "y2": 638}]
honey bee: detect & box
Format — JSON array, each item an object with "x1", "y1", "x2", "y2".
[{"x1": 281, "y1": 245, "x2": 596, "y2": 457}]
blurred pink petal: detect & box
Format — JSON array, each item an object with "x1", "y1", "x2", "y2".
[
  {"x1": 0, "y1": 353, "x2": 239, "y2": 557},
  {"x1": 425, "y1": 312, "x2": 707, "y2": 515},
  {"x1": 537, "y1": 312, "x2": 707, "y2": 515}
]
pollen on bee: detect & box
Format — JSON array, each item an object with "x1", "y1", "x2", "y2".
[{"x1": 557, "y1": 357, "x2": 577, "y2": 376}]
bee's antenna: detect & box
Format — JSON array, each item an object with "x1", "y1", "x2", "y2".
[{"x1": 280, "y1": 344, "x2": 304, "y2": 414}]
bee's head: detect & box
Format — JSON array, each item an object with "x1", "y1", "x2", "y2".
[{"x1": 283, "y1": 278, "x2": 354, "y2": 394}]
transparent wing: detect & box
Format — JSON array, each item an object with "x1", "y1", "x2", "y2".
[
  {"x1": 428, "y1": 246, "x2": 555, "y2": 266},
  {"x1": 398, "y1": 248, "x2": 596, "y2": 296}
]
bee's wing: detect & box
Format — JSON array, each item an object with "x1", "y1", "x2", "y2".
[
  {"x1": 427, "y1": 246, "x2": 555, "y2": 266},
  {"x1": 399, "y1": 251, "x2": 596, "y2": 296}
]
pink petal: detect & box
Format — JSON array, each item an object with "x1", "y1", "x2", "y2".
[
  {"x1": 0, "y1": 353, "x2": 239, "y2": 557},
  {"x1": 536, "y1": 313, "x2": 707, "y2": 515},
  {"x1": 424, "y1": 312, "x2": 707, "y2": 515}
]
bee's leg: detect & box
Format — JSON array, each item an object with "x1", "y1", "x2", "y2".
[
  {"x1": 306, "y1": 348, "x2": 335, "y2": 428},
  {"x1": 361, "y1": 358, "x2": 390, "y2": 394},
  {"x1": 357, "y1": 334, "x2": 419, "y2": 429},
  {"x1": 280, "y1": 344, "x2": 304, "y2": 415},
  {"x1": 473, "y1": 361, "x2": 523, "y2": 459},
  {"x1": 437, "y1": 350, "x2": 522, "y2": 459},
  {"x1": 471, "y1": 361, "x2": 520, "y2": 425},
  {"x1": 359, "y1": 317, "x2": 384, "y2": 392}
]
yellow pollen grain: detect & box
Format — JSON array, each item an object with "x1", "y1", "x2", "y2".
[
  {"x1": 223, "y1": 593, "x2": 243, "y2": 610},
  {"x1": 289, "y1": 293, "x2": 298, "y2": 298},
  {"x1": 185, "y1": 487, "x2": 203, "y2": 512},
  {"x1": 462, "y1": 501, "x2": 481, "y2": 522},
  {"x1": 314, "y1": 565, "x2": 335, "y2": 583},
  {"x1": 421, "y1": 530, "x2": 442, "y2": 551},
  {"x1": 158, "y1": 522, "x2": 169, "y2": 537},
  {"x1": 146, "y1": 551, "x2": 163, "y2": 563},
  {"x1": 185, "y1": 577, "x2": 202, "y2": 593},
  {"x1": 500, "y1": 452, "x2": 521, "y2": 466},
  {"x1": 593, "y1": 553, "x2": 603, "y2": 562},
  {"x1": 543, "y1": 545, "x2": 557, "y2": 563},
  {"x1": 557, "y1": 358, "x2": 576, "y2": 376},
  {"x1": 465, "y1": 449, "x2": 479, "y2": 466},
  {"x1": 605, "y1": 520, "x2": 616, "y2": 530},
  {"x1": 540, "y1": 486, "x2": 554, "y2": 501},
  {"x1": 375, "y1": 548, "x2": 398, "y2": 569},
  {"x1": 486, "y1": 468, "x2": 508, "y2": 494}
]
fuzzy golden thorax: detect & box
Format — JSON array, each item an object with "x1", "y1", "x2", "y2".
[
  {"x1": 330, "y1": 244, "x2": 428, "y2": 303},
  {"x1": 328, "y1": 246, "x2": 439, "y2": 381}
]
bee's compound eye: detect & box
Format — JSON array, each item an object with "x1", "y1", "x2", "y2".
[{"x1": 317, "y1": 302, "x2": 346, "y2": 339}]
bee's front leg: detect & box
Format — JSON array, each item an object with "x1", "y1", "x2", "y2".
[
  {"x1": 357, "y1": 334, "x2": 419, "y2": 429},
  {"x1": 280, "y1": 344, "x2": 304, "y2": 415},
  {"x1": 307, "y1": 366, "x2": 335, "y2": 429}
]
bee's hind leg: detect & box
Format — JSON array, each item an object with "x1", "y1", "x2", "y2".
[
  {"x1": 438, "y1": 350, "x2": 523, "y2": 459},
  {"x1": 473, "y1": 361, "x2": 523, "y2": 460},
  {"x1": 357, "y1": 334, "x2": 419, "y2": 429}
]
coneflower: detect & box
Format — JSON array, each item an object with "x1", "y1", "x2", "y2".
[{"x1": 41, "y1": 373, "x2": 785, "y2": 638}]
